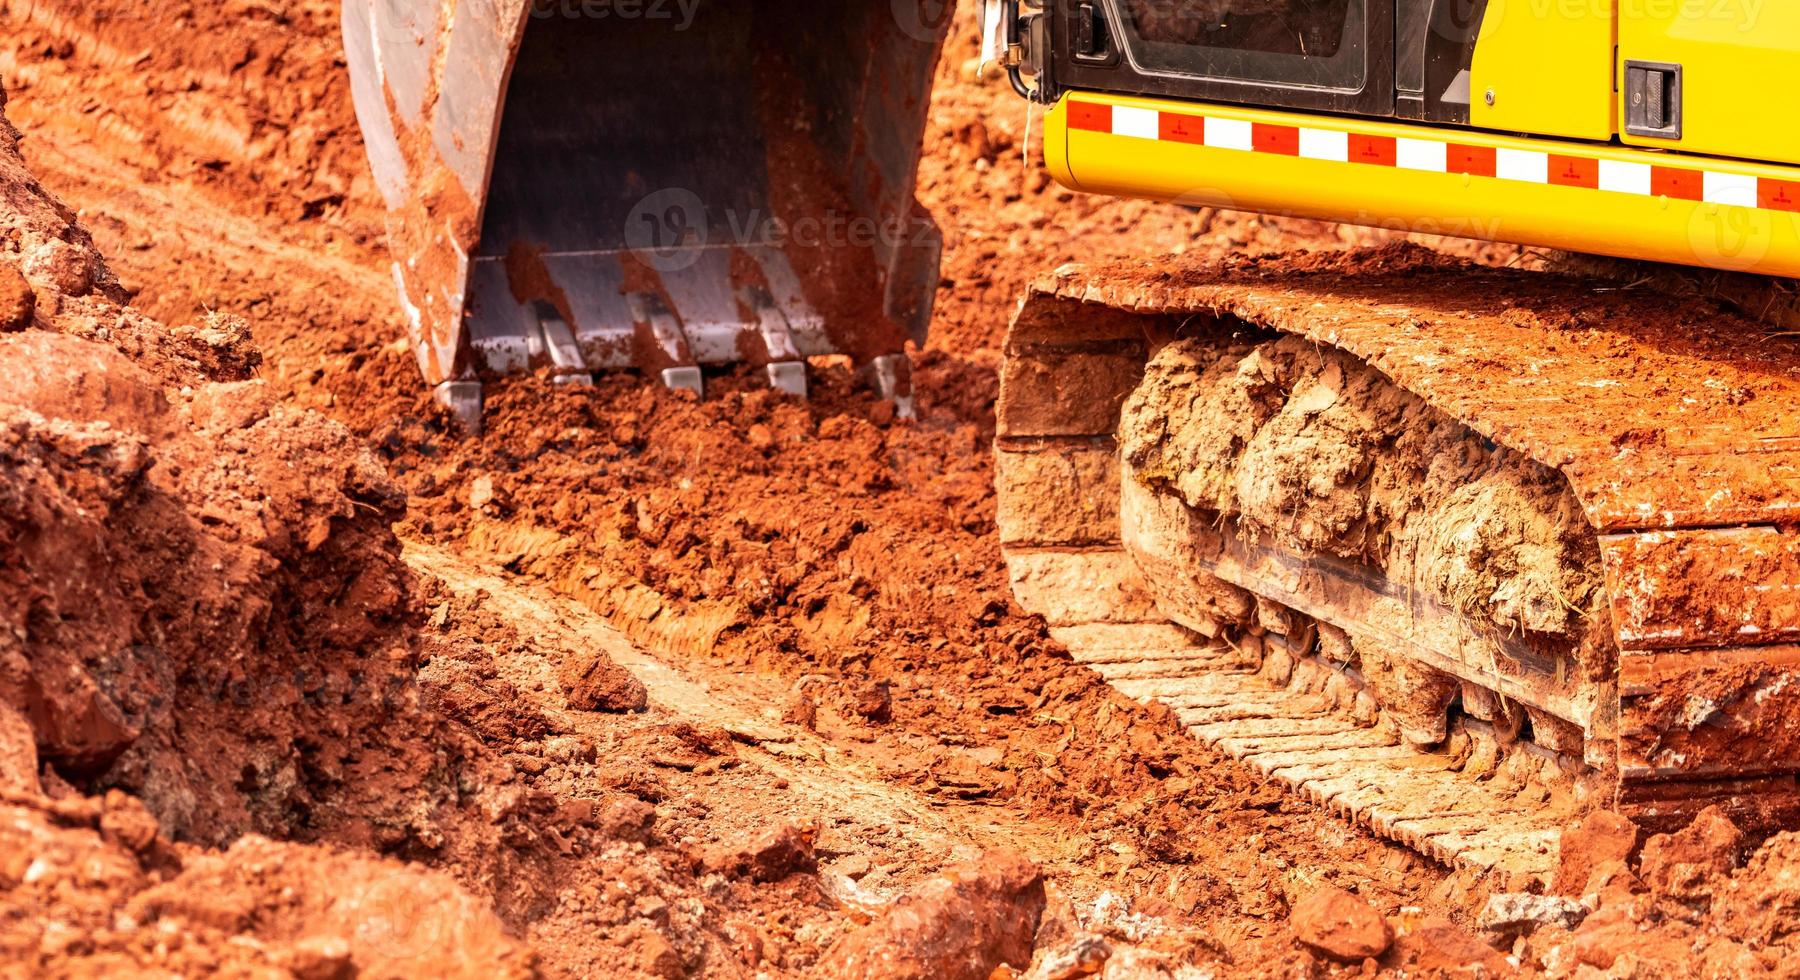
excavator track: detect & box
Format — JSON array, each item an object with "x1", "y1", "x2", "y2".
[{"x1": 997, "y1": 245, "x2": 1800, "y2": 883}]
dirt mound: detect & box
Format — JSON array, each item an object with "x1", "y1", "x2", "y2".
[
  {"x1": 1526, "y1": 807, "x2": 1800, "y2": 975},
  {"x1": 0, "y1": 211, "x2": 431, "y2": 845},
  {"x1": 0, "y1": 794, "x2": 534, "y2": 978},
  {"x1": 0, "y1": 78, "x2": 576, "y2": 978}
]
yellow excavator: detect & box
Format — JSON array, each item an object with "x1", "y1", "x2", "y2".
[{"x1": 344, "y1": 0, "x2": 1800, "y2": 883}]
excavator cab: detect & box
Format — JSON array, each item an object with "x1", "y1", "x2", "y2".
[{"x1": 343, "y1": 0, "x2": 950, "y2": 429}]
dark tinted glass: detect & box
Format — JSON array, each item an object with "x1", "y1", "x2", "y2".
[{"x1": 1115, "y1": 0, "x2": 1367, "y2": 90}]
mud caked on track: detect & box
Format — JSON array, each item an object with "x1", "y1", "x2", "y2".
[{"x1": 1121, "y1": 330, "x2": 1610, "y2": 749}]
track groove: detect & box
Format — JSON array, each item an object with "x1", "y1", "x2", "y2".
[{"x1": 1053, "y1": 619, "x2": 1571, "y2": 882}]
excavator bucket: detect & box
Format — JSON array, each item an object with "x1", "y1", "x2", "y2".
[{"x1": 343, "y1": 0, "x2": 950, "y2": 429}]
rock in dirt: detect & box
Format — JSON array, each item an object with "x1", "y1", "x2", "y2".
[
  {"x1": 0, "y1": 700, "x2": 38, "y2": 795},
  {"x1": 848, "y1": 681, "x2": 893, "y2": 723},
  {"x1": 702, "y1": 822, "x2": 818, "y2": 883},
  {"x1": 1023, "y1": 934, "x2": 1111, "y2": 980},
  {"x1": 781, "y1": 690, "x2": 819, "y2": 730},
  {"x1": 1560, "y1": 902, "x2": 1641, "y2": 972},
  {"x1": 276, "y1": 937, "x2": 355, "y2": 980},
  {"x1": 625, "y1": 923, "x2": 687, "y2": 978},
  {"x1": 0, "y1": 263, "x2": 32, "y2": 331},
  {"x1": 1290, "y1": 885, "x2": 1393, "y2": 962},
  {"x1": 1389, "y1": 916, "x2": 1511, "y2": 976},
  {"x1": 1638, "y1": 805, "x2": 1743, "y2": 905},
  {"x1": 1720, "y1": 831, "x2": 1800, "y2": 947},
  {"x1": 1556, "y1": 810, "x2": 1638, "y2": 896},
  {"x1": 594, "y1": 797, "x2": 658, "y2": 843},
  {"x1": 468, "y1": 474, "x2": 511, "y2": 515},
  {"x1": 98, "y1": 789, "x2": 160, "y2": 854},
  {"x1": 152, "y1": 835, "x2": 537, "y2": 978},
  {"x1": 1479, "y1": 892, "x2": 1587, "y2": 937},
  {"x1": 817, "y1": 849, "x2": 1047, "y2": 980},
  {"x1": 559, "y1": 648, "x2": 649, "y2": 713},
  {"x1": 3, "y1": 799, "x2": 534, "y2": 978}
]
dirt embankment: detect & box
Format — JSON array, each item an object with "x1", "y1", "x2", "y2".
[{"x1": 0, "y1": 81, "x2": 541, "y2": 976}]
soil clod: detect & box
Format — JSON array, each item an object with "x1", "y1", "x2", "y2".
[
  {"x1": 701, "y1": 822, "x2": 819, "y2": 883},
  {"x1": 0, "y1": 263, "x2": 32, "y2": 331},
  {"x1": 817, "y1": 850, "x2": 1047, "y2": 980},
  {"x1": 559, "y1": 648, "x2": 649, "y2": 713},
  {"x1": 1290, "y1": 885, "x2": 1394, "y2": 963}
]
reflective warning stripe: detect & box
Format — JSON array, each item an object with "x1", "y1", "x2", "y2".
[{"x1": 1068, "y1": 100, "x2": 1800, "y2": 215}]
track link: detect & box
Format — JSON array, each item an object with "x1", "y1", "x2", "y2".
[
  {"x1": 1054, "y1": 623, "x2": 1568, "y2": 883},
  {"x1": 998, "y1": 246, "x2": 1800, "y2": 877}
]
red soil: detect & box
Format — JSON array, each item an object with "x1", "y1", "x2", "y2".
[{"x1": 2, "y1": 1, "x2": 1797, "y2": 977}]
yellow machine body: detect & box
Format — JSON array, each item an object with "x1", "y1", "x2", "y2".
[
  {"x1": 1468, "y1": 0, "x2": 1615, "y2": 141},
  {"x1": 1042, "y1": 10, "x2": 1800, "y2": 278},
  {"x1": 1618, "y1": 5, "x2": 1800, "y2": 165},
  {"x1": 1048, "y1": 94, "x2": 1800, "y2": 278}
]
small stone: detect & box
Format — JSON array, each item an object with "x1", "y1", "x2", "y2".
[
  {"x1": 747, "y1": 423, "x2": 774, "y2": 448},
  {"x1": 595, "y1": 797, "x2": 657, "y2": 843},
  {"x1": 1028, "y1": 934, "x2": 1111, "y2": 980},
  {"x1": 0, "y1": 702, "x2": 39, "y2": 796},
  {"x1": 468, "y1": 474, "x2": 511, "y2": 515},
  {"x1": 834, "y1": 853, "x2": 873, "y2": 881},
  {"x1": 781, "y1": 691, "x2": 818, "y2": 730},
  {"x1": 555, "y1": 799, "x2": 596, "y2": 827},
  {"x1": 98, "y1": 789, "x2": 159, "y2": 854},
  {"x1": 815, "y1": 849, "x2": 1046, "y2": 980},
  {"x1": 848, "y1": 681, "x2": 892, "y2": 724},
  {"x1": 21, "y1": 237, "x2": 95, "y2": 297},
  {"x1": 1566, "y1": 903, "x2": 1635, "y2": 971},
  {"x1": 559, "y1": 649, "x2": 648, "y2": 713},
  {"x1": 632, "y1": 925, "x2": 686, "y2": 979},
  {"x1": 702, "y1": 822, "x2": 818, "y2": 883},
  {"x1": 278, "y1": 936, "x2": 356, "y2": 980},
  {"x1": 1479, "y1": 892, "x2": 1588, "y2": 937},
  {"x1": 1290, "y1": 885, "x2": 1393, "y2": 963},
  {"x1": 0, "y1": 265, "x2": 34, "y2": 332},
  {"x1": 1389, "y1": 917, "x2": 1511, "y2": 976},
  {"x1": 1556, "y1": 810, "x2": 1638, "y2": 895},
  {"x1": 1638, "y1": 805, "x2": 1743, "y2": 905}
]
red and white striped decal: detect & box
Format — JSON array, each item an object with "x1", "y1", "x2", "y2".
[{"x1": 1068, "y1": 101, "x2": 1800, "y2": 214}]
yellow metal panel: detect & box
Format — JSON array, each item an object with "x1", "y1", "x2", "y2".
[
  {"x1": 1619, "y1": 5, "x2": 1800, "y2": 166},
  {"x1": 1469, "y1": 0, "x2": 1615, "y2": 140},
  {"x1": 1049, "y1": 92, "x2": 1800, "y2": 279}
]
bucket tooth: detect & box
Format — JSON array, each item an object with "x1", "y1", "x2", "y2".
[
  {"x1": 742, "y1": 283, "x2": 808, "y2": 398},
  {"x1": 661, "y1": 367, "x2": 704, "y2": 395},
  {"x1": 434, "y1": 379, "x2": 484, "y2": 434},
  {"x1": 765, "y1": 362, "x2": 808, "y2": 398},
  {"x1": 532, "y1": 301, "x2": 594, "y2": 386},
  {"x1": 868, "y1": 353, "x2": 916, "y2": 420},
  {"x1": 627, "y1": 291, "x2": 703, "y2": 396}
]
